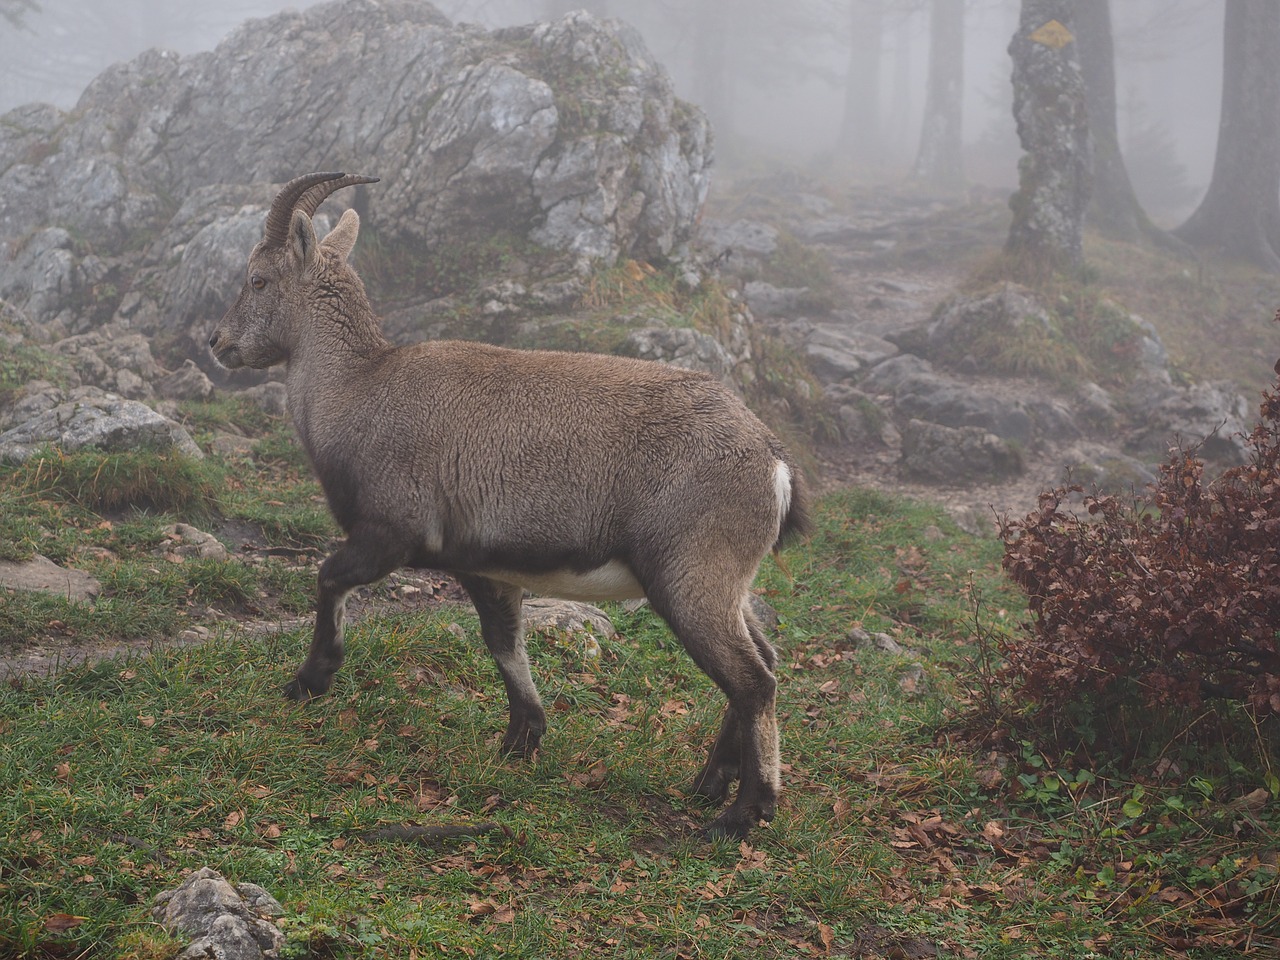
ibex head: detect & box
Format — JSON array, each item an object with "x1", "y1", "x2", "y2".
[{"x1": 209, "y1": 171, "x2": 378, "y2": 369}]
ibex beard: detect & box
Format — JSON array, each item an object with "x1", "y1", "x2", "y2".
[{"x1": 208, "y1": 172, "x2": 811, "y2": 840}]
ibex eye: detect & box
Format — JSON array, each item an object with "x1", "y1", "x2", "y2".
[{"x1": 251, "y1": 275, "x2": 266, "y2": 291}]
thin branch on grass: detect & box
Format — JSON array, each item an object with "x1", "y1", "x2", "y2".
[{"x1": 350, "y1": 822, "x2": 510, "y2": 845}]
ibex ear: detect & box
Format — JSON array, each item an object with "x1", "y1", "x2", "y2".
[
  {"x1": 321, "y1": 208, "x2": 360, "y2": 263},
  {"x1": 288, "y1": 209, "x2": 321, "y2": 273}
]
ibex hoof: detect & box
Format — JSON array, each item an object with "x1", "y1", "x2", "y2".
[
  {"x1": 500, "y1": 727, "x2": 543, "y2": 759},
  {"x1": 698, "y1": 811, "x2": 754, "y2": 842},
  {"x1": 687, "y1": 772, "x2": 733, "y2": 807},
  {"x1": 699, "y1": 798, "x2": 772, "y2": 841},
  {"x1": 283, "y1": 674, "x2": 328, "y2": 701}
]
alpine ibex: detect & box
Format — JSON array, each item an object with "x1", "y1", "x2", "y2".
[{"x1": 208, "y1": 172, "x2": 810, "y2": 839}]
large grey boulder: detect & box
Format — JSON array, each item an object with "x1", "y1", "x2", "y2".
[
  {"x1": 625, "y1": 325, "x2": 745, "y2": 385},
  {"x1": 0, "y1": 390, "x2": 203, "y2": 462},
  {"x1": 522, "y1": 599, "x2": 616, "y2": 640},
  {"x1": 802, "y1": 323, "x2": 899, "y2": 384},
  {"x1": 50, "y1": 324, "x2": 162, "y2": 400},
  {"x1": 0, "y1": 228, "x2": 82, "y2": 335},
  {"x1": 862, "y1": 354, "x2": 1036, "y2": 445},
  {"x1": 0, "y1": 379, "x2": 69, "y2": 431},
  {"x1": 0, "y1": 1, "x2": 710, "y2": 353},
  {"x1": 1123, "y1": 376, "x2": 1253, "y2": 466},
  {"x1": 927, "y1": 282, "x2": 1054, "y2": 367},
  {"x1": 900, "y1": 419, "x2": 1024, "y2": 483},
  {"x1": 699, "y1": 219, "x2": 779, "y2": 263}
]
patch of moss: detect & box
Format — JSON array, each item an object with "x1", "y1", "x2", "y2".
[
  {"x1": 0, "y1": 337, "x2": 71, "y2": 409},
  {"x1": 954, "y1": 259, "x2": 1148, "y2": 387}
]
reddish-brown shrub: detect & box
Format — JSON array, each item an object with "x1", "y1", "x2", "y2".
[{"x1": 1000, "y1": 362, "x2": 1280, "y2": 716}]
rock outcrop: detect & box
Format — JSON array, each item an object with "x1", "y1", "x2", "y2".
[
  {"x1": 0, "y1": 387, "x2": 202, "y2": 463},
  {"x1": 0, "y1": 0, "x2": 710, "y2": 351}
]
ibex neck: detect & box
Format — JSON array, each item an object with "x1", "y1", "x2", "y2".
[{"x1": 296, "y1": 301, "x2": 390, "y2": 363}]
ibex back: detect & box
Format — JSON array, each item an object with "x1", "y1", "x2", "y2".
[{"x1": 208, "y1": 172, "x2": 810, "y2": 839}]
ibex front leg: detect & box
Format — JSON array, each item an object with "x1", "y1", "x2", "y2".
[
  {"x1": 458, "y1": 575, "x2": 546, "y2": 758},
  {"x1": 285, "y1": 531, "x2": 404, "y2": 701}
]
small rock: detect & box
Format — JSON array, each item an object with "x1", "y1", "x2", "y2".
[
  {"x1": 156, "y1": 359, "x2": 216, "y2": 401},
  {"x1": 0, "y1": 554, "x2": 101, "y2": 603},
  {"x1": 210, "y1": 432, "x2": 257, "y2": 458},
  {"x1": 522, "y1": 598, "x2": 616, "y2": 639},
  {"x1": 897, "y1": 662, "x2": 927, "y2": 696},
  {"x1": 947, "y1": 505, "x2": 999, "y2": 538},
  {"x1": 849, "y1": 627, "x2": 908, "y2": 655},
  {"x1": 240, "y1": 382, "x2": 288, "y2": 416},
  {"x1": 234, "y1": 883, "x2": 284, "y2": 918},
  {"x1": 748, "y1": 594, "x2": 780, "y2": 632},
  {"x1": 154, "y1": 524, "x2": 228, "y2": 562},
  {"x1": 900, "y1": 419, "x2": 1024, "y2": 484}
]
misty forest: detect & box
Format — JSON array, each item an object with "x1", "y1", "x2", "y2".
[{"x1": 0, "y1": 0, "x2": 1278, "y2": 957}]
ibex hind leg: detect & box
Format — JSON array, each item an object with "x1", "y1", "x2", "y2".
[
  {"x1": 287, "y1": 532, "x2": 405, "y2": 700},
  {"x1": 690, "y1": 602, "x2": 779, "y2": 805},
  {"x1": 458, "y1": 575, "x2": 546, "y2": 759},
  {"x1": 651, "y1": 591, "x2": 780, "y2": 841},
  {"x1": 688, "y1": 704, "x2": 741, "y2": 806}
]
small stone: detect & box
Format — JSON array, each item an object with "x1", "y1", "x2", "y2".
[
  {"x1": 849, "y1": 627, "x2": 908, "y2": 656},
  {"x1": 153, "y1": 524, "x2": 228, "y2": 562},
  {"x1": 156, "y1": 359, "x2": 216, "y2": 401},
  {"x1": 522, "y1": 599, "x2": 616, "y2": 639}
]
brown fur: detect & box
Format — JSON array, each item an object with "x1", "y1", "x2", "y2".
[{"x1": 208, "y1": 173, "x2": 810, "y2": 839}]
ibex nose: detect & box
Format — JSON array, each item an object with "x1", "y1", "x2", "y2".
[{"x1": 208, "y1": 332, "x2": 220, "y2": 350}]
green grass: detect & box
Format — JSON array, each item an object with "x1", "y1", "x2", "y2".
[{"x1": 1, "y1": 482, "x2": 1274, "y2": 958}]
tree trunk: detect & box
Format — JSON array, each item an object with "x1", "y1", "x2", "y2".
[
  {"x1": 838, "y1": 0, "x2": 883, "y2": 167},
  {"x1": 1075, "y1": 0, "x2": 1180, "y2": 249},
  {"x1": 911, "y1": 0, "x2": 964, "y2": 192},
  {"x1": 1174, "y1": 1, "x2": 1280, "y2": 272},
  {"x1": 1005, "y1": 0, "x2": 1092, "y2": 270},
  {"x1": 692, "y1": 0, "x2": 734, "y2": 142}
]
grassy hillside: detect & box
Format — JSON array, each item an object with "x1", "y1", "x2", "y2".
[{"x1": 0, "y1": 396, "x2": 1275, "y2": 956}]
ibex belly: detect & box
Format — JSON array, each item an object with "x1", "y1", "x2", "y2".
[{"x1": 489, "y1": 559, "x2": 646, "y2": 602}]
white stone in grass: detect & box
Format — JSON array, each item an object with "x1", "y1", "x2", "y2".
[{"x1": 153, "y1": 523, "x2": 228, "y2": 562}]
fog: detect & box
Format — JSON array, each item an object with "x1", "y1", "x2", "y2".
[{"x1": 0, "y1": 0, "x2": 1224, "y2": 220}]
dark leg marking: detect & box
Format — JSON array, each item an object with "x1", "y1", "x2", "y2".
[
  {"x1": 458, "y1": 574, "x2": 546, "y2": 758},
  {"x1": 650, "y1": 591, "x2": 780, "y2": 841},
  {"x1": 285, "y1": 532, "x2": 405, "y2": 701}
]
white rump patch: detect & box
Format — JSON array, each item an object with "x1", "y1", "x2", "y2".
[
  {"x1": 489, "y1": 559, "x2": 646, "y2": 602},
  {"x1": 773, "y1": 459, "x2": 793, "y2": 530}
]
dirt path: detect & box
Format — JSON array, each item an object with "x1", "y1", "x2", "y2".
[{"x1": 723, "y1": 178, "x2": 1079, "y2": 532}]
